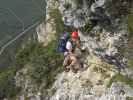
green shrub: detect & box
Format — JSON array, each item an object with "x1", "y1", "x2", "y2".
[
  {"x1": 107, "y1": 73, "x2": 133, "y2": 88},
  {"x1": 28, "y1": 42, "x2": 63, "y2": 87},
  {"x1": 49, "y1": 9, "x2": 65, "y2": 35},
  {"x1": 128, "y1": 60, "x2": 133, "y2": 69},
  {"x1": 16, "y1": 40, "x2": 63, "y2": 87},
  {"x1": 0, "y1": 68, "x2": 20, "y2": 99},
  {"x1": 15, "y1": 42, "x2": 37, "y2": 68},
  {"x1": 126, "y1": 97, "x2": 133, "y2": 100},
  {"x1": 127, "y1": 14, "x2": 133, "y2": 36}
]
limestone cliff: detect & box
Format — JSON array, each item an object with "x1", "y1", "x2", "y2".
[{"x1": 13, "y1": 0, "x2": 133, "y2": 100}]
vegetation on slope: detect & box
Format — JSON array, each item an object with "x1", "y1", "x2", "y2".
[
  {"x1": 15, "y1": 8, "x2": 77, "y2": 90},
  {"x1": 16, "y1": 8, "x2": 66, "y2": 88},
  {"x1": 16, "y1": 41, "x2": 63, "y2": 88},
  {"x1": 0, "y1": 68, "x2": 21, "y2": 99},
  {"x1": 107, "y1": 73, "x2": 133, "y2": 88},
  {"x1": 49, "y1": 8, "x2": 76, "y2": 33},
  {"x1": 127, "y1": 14, "x2": 133, "y2": 36},
  {"x1": 0, "y1": 8, "x2": 67, "y2": 99},
  {"x1": 126, "y1": 96, "x2": 133, "y2": 100}
]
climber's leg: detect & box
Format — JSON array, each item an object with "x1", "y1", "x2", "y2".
[
  {"x1": 63, "y1": 55, "x2": 71, "y2": 72},
  {"x1": 69, "y1": 54, "x2": 81, "y2": 73}
]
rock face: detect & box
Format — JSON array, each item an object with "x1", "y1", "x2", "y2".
[
  {"x1": 15, "y1": 65, "x2": 42, "y2": 100},
  {"x1": 48, "y1": 0, "x2": 133, "y2": 100},
  {"x1": 50, "y1": 56, "x2": 133, "y2": 100},
  {"x1": 58, "y1": 0, "x2": 89, "y2": 28},
  {"x1": 50, "y1": 56, "x2": 116, "y2": 100},
  {"x1": 14, "y1": 0, "x2": 133, "y2": 100},
  {"x1": 58, "y1": 0, "x2": 110, "y2": 28},
  {"x1": 36, "y1": 0, "x2": 59, "y2": 46},
  {"x1": 36, "y1": 22, "x2": 56, "y2": 46}
]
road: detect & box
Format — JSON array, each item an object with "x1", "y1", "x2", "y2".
[{"x1": 0, "y1": 21, "x2": 40, "y2": 55}]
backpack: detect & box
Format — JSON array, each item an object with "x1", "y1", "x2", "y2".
[{"x1": 57, "y1": 32, "x2": 70, "y2": 53}]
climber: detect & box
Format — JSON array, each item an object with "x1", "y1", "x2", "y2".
[
  {"x1": 63, "y1": 31, "x2": 83, "y2": 73},
  {"x1": 57, "y1": 32, "x2": 71, "y2": 54}
]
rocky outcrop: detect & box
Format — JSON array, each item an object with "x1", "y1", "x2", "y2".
[
  {"x1": 14, "y1": 0, "x2": 133, "y2": 100},
  {"x1": 36, "y1": 0, "x2": 59, "y2": 46},
  {"x1": 15, "y1": 65, "x2": 42, "y2": 100},
  {"x1": 58, "y1": 0, "x2": 110, "y2": 28},
  {"x1": 50, "y1": 56, "x2": 116, "y2": 100},
  {"x1": 58, "y1": 0, "x2": 89, "y2": 28},
  {"x1": 50, "y1": 56, "x2": 133, "y2": 100},
  {"x1": 48, "y1": 0, "x2": 133, "y2": 100}
]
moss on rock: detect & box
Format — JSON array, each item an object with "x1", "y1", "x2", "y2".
[
  {"x1": 0, "y1": 67, "x2": 21, "y2": 99},
  {"x1": 107, "y1": 73, "x2": 133, "y2": 88},
  {"x1": 127, "y1": 14, "x2": 133, "y2": 36}
]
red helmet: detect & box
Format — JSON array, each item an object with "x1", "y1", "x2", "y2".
[{"x1": 71, "y1": 32, "x2": 79, "y2": 39}]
